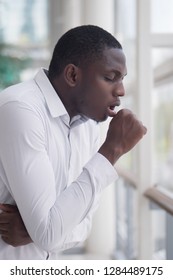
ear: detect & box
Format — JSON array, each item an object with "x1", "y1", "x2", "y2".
[{"x1": 63, "y1": 64, "x2": 80, "y2": 87}]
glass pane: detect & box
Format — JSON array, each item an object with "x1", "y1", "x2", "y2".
[
  {"x1": 114, "y1": 0, "x2": 137, "y2": 172},
  {"x1": 152, "y1": 49, "x2": 173, "y2": 194},
  {"x1": 151, "y1": 0, "x2": 173, "y2": 33},
  {"x1": 115, "y1": 0, "x2": 136, "y2": 86},
  {"x1": 0, "y1": 0, "x2": 48, "y2": 45},
  {"x1": 0, "y1": 0, "x2": 49, "y2": 89},
  {"x1": 152, "y1": 49, "x2": 173, "y2": 68},
  {"x1": 114, "y1": 178, "x2": 138, "y2": 259},
  {"x1": 153, "y1": 83, "x2": 173, "y2": 192},
  {"x1": 151, "y1": 205, "x2": 166, "y2": 260}
]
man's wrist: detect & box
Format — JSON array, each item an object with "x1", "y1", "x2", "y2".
[{"x1": 98, "y1": 143, "x2": 122, "y2": 166}]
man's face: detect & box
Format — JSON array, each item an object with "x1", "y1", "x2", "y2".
[{"x1": 76, "y1": 47, "x2": 127, "y2": 122}]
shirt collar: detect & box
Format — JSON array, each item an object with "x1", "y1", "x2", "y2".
[
  {"x1": 34, "y1": 68, "x2": 88, "y2": 126},
  {"x1": 34, "y1": 68, "x2": 67, "y2": 118}
]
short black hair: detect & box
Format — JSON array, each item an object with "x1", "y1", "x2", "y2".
[{"x1": 48, "y1": 25, "x2": 122, "y2": 79}]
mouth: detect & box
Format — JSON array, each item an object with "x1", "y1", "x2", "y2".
[{"x1": 107, "y1": 101, "x2": 120, "y2": 117}]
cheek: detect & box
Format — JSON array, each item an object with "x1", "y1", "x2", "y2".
[{"x1": 79, "y1": 79, "x2": 109, "y2": 110}]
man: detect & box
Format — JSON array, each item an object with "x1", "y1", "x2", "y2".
[{"x1": 0, "y1": 25, "x2": 146, "y2": 259}]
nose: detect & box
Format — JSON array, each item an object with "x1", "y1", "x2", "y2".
[{"x1": 112, "y1": 81, "x2": 125, "y2": 98}]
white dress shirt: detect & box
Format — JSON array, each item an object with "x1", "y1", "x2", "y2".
[{"x1": 0, "y1": 68, "x2": 118, "y2": 259}]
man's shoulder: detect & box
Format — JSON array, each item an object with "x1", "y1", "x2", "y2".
[{"x1": 0, "y1": 78, "x2": 44, "y2": 110}]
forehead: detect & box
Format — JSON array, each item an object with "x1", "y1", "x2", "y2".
[{"x1": 98, "y1": 47, "x2": 127, "y2": 74}]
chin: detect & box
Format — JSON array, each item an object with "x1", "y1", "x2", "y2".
[
  {"x1": 94, "y1": 114, "x2": 108, "y2": 123},
  {"x1": 85, "y1": 111, "x2": 108, "y2": 123}
]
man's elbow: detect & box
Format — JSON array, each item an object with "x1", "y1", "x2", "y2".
[{"x1": 32, "y1": 229, "x2": 64, "y2": 252}]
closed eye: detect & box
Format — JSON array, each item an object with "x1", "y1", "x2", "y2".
[
  {"x1": 104, "y1": 71, "x2": 127, "y2": 82},
  {"x1": 104, "y1": 77, "x2": 114, "y2": 82}
]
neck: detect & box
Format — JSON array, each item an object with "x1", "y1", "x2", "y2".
[{"x1": 49, "y1": 76, "x2": 78, "y2": 119}]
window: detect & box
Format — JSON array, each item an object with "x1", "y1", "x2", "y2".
[
  {"x1": 0, "y1": 0, "x2": 49, "y2": 89},
  {"x1": 152, "y1": 48, "x2": 173, "y2": 194},
  {"x1": 115, "y1": 176, "x2": 138, "y2": 259},
  {"x1": 151, "y1": 0, "x2": 173, "y2": 33},
  {"x1": 114, "y1": 0, "x2": 137, "y2": 171}
]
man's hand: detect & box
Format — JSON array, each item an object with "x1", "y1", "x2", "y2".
[
  {"x1": 99, "y1": 109, "x2": 147, "y2": 165},
  {"x1": 0, "y1": 204, "x2": 32, "y2": 247}
]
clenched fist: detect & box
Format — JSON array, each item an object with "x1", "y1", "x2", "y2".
[{"x1": 99, "y1": 109, "x2": 147, "y2": 165}]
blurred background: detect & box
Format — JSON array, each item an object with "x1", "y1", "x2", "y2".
[{"x1": 0, "y1": 0, "x2": 173, "y2": 260}]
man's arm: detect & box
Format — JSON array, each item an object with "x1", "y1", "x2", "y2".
[
  {"x1": 0, "y1": 202, "x2": 95, "y2": 249},
  {"x1": 0, "y1": 102, "x2": 116, "y2": 252},
  {"x1": 0, "y1": 106, "x2": 146, "y2": 250},
  {"x1": 0, "y1": 123, "x2": 101, "y2": 249},
  {"x1": 0, "y1": 204, "x2": 32, "y2": 246}
]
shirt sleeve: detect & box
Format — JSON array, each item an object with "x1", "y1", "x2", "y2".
[
  {"x1": 0, "y1": 102, "x2": 118, "y2": 252},
  {"x1": 57, "y1": 192, "x2": 100, "y2": 251}
]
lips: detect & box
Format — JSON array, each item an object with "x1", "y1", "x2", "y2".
[
  {"x1": 107, "y1": 101, "x2": 120, "y2": 117},
  {"x1": 107, "y1": 106, "x2": 117, "y2": 117}
]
